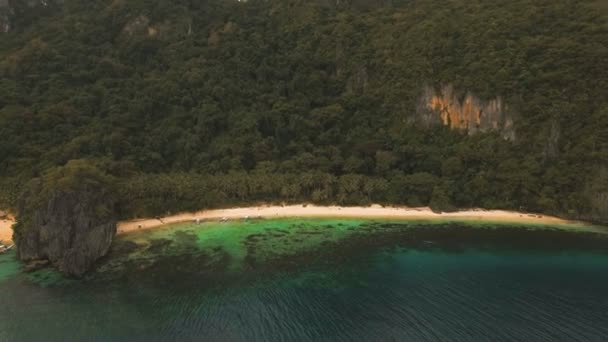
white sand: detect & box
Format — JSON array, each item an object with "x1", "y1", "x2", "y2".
[
  {"x1": 0, "y1": 204, "x2": 588, "y2": 243},
  {"x1": 116, "y1": 204, "x2": 578, "y2": 234}
]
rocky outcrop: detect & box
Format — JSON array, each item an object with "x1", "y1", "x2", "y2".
[
  {"x1": 13, "y1": 160, "x2": 117, "y2": 277},
  {"x1": 15, "y1": 188, "x2": 116, "y2": 277},
  {"x1": 417, "y1": 84, "x2": 516, "y2": 140},
  {"x1": 346, "y1": 65, "x2": 369, "y2": 95},
  {"x1": 543, "y1": 119, "x2": 561, "y2": 160},
  {"x1": 0, "y1": 0, "x2": 12, "y2": 33},
  {"x1": 1, "y1": 0, "x2": 63, "y2": 33}
]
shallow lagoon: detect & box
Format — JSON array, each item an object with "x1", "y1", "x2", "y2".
[{"x1": 1, "y1": 219, "x2": 608, "y2": 341}]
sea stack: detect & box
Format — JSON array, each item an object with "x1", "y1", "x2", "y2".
[{"x1": 13, "y1": 160, "x2": 117, "y2": 277}]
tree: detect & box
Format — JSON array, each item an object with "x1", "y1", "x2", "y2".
[{"x1": 429, "y1": 185, "x2": 456, "y2": 213}]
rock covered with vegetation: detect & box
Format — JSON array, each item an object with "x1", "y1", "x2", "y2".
[{"x1": 13, "y1": 160, "x2": 117, "y2": 276}]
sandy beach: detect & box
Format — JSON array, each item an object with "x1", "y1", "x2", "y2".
[
  {"x1": 0, "y1": 205, "x2": 588, "y2": 243},
  {"x1": 0, "y1": 216, "x2": 14, "y2": 244},
  {"x1": 116, "y1": 204, "x2": 579, "y2": 234}
]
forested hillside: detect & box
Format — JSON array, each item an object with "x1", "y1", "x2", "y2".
[{"x1": 0, "y1": 0, "x2": 607, "y2": 222}]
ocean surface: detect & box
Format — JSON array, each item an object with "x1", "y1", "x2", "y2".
[{"x1": 1, "y1": 219, "x2": 608, "y2": 341}]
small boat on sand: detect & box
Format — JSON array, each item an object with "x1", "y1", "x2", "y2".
[{"x1": 0, "y1": 244, "x2": 13, "y2": 254}]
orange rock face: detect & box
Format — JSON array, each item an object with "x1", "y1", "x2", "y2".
[{"x1": 419, "y1": 85, "x2": 515, "y2": 139}]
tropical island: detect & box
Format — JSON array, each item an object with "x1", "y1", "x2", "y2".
[{"x1": 0, "y1": 0, "x2": 607, "y2": 277}]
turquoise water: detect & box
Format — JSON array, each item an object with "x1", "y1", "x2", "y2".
[{"x1": 1, "y1": 219, "x2": 608, "y2": 341}]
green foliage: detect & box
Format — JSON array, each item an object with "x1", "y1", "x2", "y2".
[
  {"x1": 0, "y1": 0, "x2": 606, "y2": 222},
  {"x1": 18, "y1": 160, "x2": 116, "y2": 218},
  {"x1": 0, "y1": 177, "x2": 20, "y2": 209},
  {"x1": 13, "y1": 160, "x2": 117, "y2": 237},
  {"x1": 585, "y1": 168, "x2": 608, "y2": 221},
  {"x1": 429, "y1": 185, "x2": 457, "y2": 213},
  {"x1": 38, "y1": 159, "x2": 112, "y2": 191}
]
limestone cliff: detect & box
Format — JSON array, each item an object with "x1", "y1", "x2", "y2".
[
  {"x1": 13, "y1": 161, "x2": 117, "y2": 277},
  {"x1": 417, "y1": 85, "x2": 515, "y2": 140},
  {"x1": 15, "y1": 188, "x2": 117, "y2": 277}
]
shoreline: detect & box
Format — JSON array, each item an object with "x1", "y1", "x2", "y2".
[
  {"x1": 0, "y1": 205, "x2": 596, "y2": 244},
  {"x1": 116, "y1": 204, "x2": 587, "y2": 235}
]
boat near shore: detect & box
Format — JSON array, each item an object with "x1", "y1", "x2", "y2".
[{"x1": 0, "y1": 243, "x2": 14, "y2": 254}]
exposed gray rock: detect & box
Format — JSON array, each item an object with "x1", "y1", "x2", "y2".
[
  {"x1": 1, "y1": 0, "x2": 63, "y2": 33},
  {"x1": 346, "y1": 65, "x2": 369, "y2": 95},
  {"x1": 15, "y1": 183, "x2": 117, "y2": 277},
  {"x1": 0, "y1": 0, "x2": 12, "y2": 33},
  {"x1": 543, "y1": 119, "x2": 561, "y2": 160}
]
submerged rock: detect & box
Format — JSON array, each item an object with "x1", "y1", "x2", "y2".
[{"x1": 13, "y1": 160, "x2": 117, "y2": 277}]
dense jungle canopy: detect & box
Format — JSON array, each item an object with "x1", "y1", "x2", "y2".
[{"x1": 0, "y1": 0, "x2": 607, "y2": 222}]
